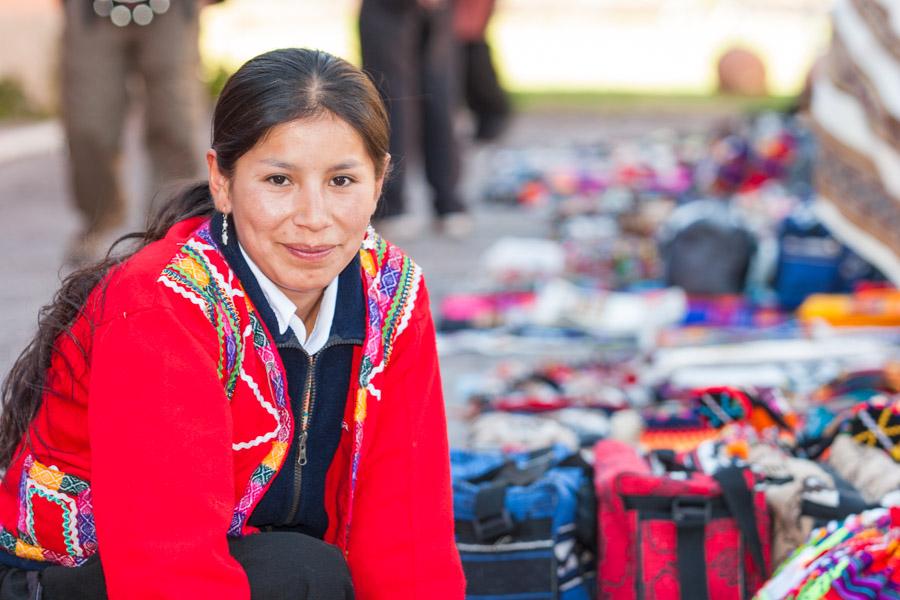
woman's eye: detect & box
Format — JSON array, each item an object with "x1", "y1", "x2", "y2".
[
  {"x1": 267, "y1": 175, "x2": 289, "y2": 186},
  {"x1": 332, "y1": 175, "x2": 354, "y2": 187}
]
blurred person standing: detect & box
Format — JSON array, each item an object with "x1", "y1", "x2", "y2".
[
  {"x1": 62, "y1": 0, "x2": 209, "y2": 265},
  {"x1": 359, "y1": 0, "x2": 472, "y2": 239},
  {"x1": 454, "y1": 0, "x2": 510, "y2": 141}
]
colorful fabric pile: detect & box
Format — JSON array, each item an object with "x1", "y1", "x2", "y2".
[
  {"x1": 756, "y1": 509, "x2": 900, "y2": 600},
  {"x1": 441, "y1": 65, "x2": 900, "y2": 596}
]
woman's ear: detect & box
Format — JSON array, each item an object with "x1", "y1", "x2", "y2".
[{"x1": 206, "y1": 149, "x2": 231, "y2": 213}]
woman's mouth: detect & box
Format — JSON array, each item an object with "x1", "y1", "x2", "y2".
[{"x1": 283, "y1": 243, "x2": 336, "y2": 261}]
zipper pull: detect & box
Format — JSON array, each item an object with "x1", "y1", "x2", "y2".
[{"x1": 297, "y1": 430, "x2": 308, "y2": 466}]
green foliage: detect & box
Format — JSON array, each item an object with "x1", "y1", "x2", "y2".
[
  {"x1": 0, "y1": 78, "x2": 42, "y2": 121},
  {"x1": 205, "y1": 64, "x2": 234, "y2": 101},
  {"x1": 510, "y1": 90, "x2": 797, "y2": 114}
]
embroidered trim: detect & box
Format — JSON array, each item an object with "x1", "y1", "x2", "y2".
[
  {"x1": 158, "y1": 238, "x2": 245, "y2": 399},
  {"x1": 158, "y1": 223, "x2": 292, "y2": 536},
  {"x1": 157, "y1": 221, "x2": 423, "y2": 545},
  {"x1": 343, "y1": 227, "x2": 422, "y2": 545},
  {"x1": 227, "y1": 309, "x2": 292, "y2": 536},
  {"x1": 0, "y1": 455, "x2": 96, "y2": 567}
]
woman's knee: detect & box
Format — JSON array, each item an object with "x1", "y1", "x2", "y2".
[{"x1": 230, "y1": 532, "x2": 354, "y2": 600}]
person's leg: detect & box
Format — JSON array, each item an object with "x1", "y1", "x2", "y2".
[
  {"x1": 420, "y1": 5, "x2": 466, "y2": 217},
  {"x1": 359, "y1": 1, "x2": 417, "y2": 219},
  {"x1": 135, "y1": 7, "x2": 205, "y2": 217},
  {"x1": 463, "y1": 40, "x2": 511, "y2": 141},
  {"x1": 31, "y1": 532, "x2": 353, "y2": 600},
  {"x1": 229, "y1": 532, "x2": 355, "y2": 600},
  {"x1": 39, "y1": 556, "x2": 106, "y2": 600},
  {"x1": 61, "y1": 2, "x2": 130, "y2": 237},
  {"x1": 0, "y1": 565, "x2": 42, "y2": 600}
]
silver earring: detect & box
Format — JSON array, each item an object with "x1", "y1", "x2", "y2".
[{"x1": 222, "y1": 213, "x2": 229, "y2": 245}]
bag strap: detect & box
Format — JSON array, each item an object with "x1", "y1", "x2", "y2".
[
  {"x1": 713, "y1": 466, "x2": 767, "y2": 577},
  {"x1": 469, "y1": 447, "x2": 559, "y2": 487},
  {"x1": 674, "y1": 502, "x2": 710, "y2": 600},
  {"x1": 800, "y1": 466, "x2": 870, "y2": 523},
  {"x1": 468, "y1": 448, "x2": 562, "y2": 542},
  {"x1": 472, "y1": 482, "x2": 515, "y2": 542}
]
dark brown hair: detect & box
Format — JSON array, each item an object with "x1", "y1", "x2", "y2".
[{"x1": 0, "y1": 48, "x2": 389, "y2": 468}]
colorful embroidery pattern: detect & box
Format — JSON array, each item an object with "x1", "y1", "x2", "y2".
[
  {"x1": 159, "y1": 223, "x2": 292, "y2": 537},
  {"x1": 358, "y1": 227, "x2": 422, "y2": 398},
  {"x1": 344, "y1": 227, "x2": 422, "y2": 545},
  {"x1": 159, "y1": 222, "x2": 422, "y2": 545},
  {"x1": 0, "y1": 455, "x2": 96, "y2": 567},
  {"x1": 158, "y1": 228, "x2": 245, "y2": 400},
  {"x1": 227, "y1": 310, "x2": 292, "y2": 536}
]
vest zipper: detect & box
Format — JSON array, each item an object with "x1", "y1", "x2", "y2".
[
  {"x1": 277, "y1": 336, "x2": 362, "y2": 527},
  {"x1": 286, "y1": 352, "x2": 317, "y2": 525}
]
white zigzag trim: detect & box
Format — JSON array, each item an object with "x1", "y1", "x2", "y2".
[
  {"x1": 231, "y1": 368, "x2": 280, "y2": 451},
  {"x1": 394, "y1": 262, "x2": 422, "y2": 341},
  {"x1": 365, "y1": 263, "x2": 423, "y2": 402},
  {"x1": 184, "y1": 239, "x2": 246, "y2": 300},
  {"x1": 26, "y1": 480, "x2": 83, "y2": 557},
  {"x1": 189, "y1": 239, "x2": 216, "y2": 252},
  {"x1": 207, "y1": 256, "x2": 245, "y2": 300},
  {"x1": 157, "y1": 276, "x2": 208, "y2": 313},
  {"x1": 366, "y1": 374, "x2": 385, "y2": 401}
]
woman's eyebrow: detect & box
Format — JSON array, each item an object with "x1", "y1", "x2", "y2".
[
  {"x1": 258, "y1": 158, "x2": 363, "y2": 171},
  {"x1": 330, "y1": 159, "x2": 363, "y2": 171},
  {"x1": 259, "y1": 158, "x2": 297, "y2": 170}
]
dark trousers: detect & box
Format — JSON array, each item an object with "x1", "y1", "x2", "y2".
[
  {"x1": 460, "y1": 40, "x2": 510, "y2": 122},
  {"x1": 0, "y1": 532, "x2": 354, "y2": 600},
  {"x1": 359, "y1": 0, "x2": 465, "y2": 218}
]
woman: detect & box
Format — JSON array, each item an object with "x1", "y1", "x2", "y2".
[{"x1": 0, "y1": 48, "x2": 464, "y2": 599}]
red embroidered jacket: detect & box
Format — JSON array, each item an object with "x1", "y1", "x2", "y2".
[{"x1": 0, "y1": 217, "x2": 464, "y2": 598}]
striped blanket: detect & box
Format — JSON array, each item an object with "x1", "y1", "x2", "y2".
[{"x1": 810, "y1": 0, "x2": 900, "y2": 282}]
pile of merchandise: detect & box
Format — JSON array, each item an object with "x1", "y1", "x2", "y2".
[
  {"x1": 444, "y1": 111, "x2": 900, "y2": 599},
  {"x1": 757, "y1": 509, "x2": 900, "y2": 599},
  {"x1": 440, "y1": 113, "x2": 893, "y2": 355}
]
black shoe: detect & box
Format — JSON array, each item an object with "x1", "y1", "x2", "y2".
[{"x1": 475, "y1": 112, "x2": 511, "y2": 142}]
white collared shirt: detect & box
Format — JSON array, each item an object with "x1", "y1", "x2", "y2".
[{"x1": 239, "y1": 244, "x2": 338, "y2": 355}]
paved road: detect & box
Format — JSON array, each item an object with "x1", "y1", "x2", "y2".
[{"x1": 0, "y1": 108, "x2": 727, "y2": 444}]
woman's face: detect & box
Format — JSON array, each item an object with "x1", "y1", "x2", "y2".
[{"x1": 208, "y1": 113, "x2": 384, "y2": 312}]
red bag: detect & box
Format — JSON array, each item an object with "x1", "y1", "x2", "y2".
[{"x1": 594, "y1": 440, "x2": 770, "y2": 600}]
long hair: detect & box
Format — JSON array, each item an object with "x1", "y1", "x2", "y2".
[{"x1": 0, "y1": 48, "x2": 390, "y2": 468}]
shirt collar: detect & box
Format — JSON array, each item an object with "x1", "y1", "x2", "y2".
[
  {"x1": 239, "y1": 244, "x2": 339, "y2": 354},
  {"x1": 211, "y1": 211, "x2": 366, "y2": 348}
]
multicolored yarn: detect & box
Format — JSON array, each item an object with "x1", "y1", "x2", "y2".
[
  {"x1": 343, "y1": 226, "x2": 422, "y2": 547},
  {"x1": 159, "y1": 223, "x2": 292, "y2": 537},
  {"x1": 158, "y1": 227, "x2": 246, "y2": 400},
  {"x1": 0, "y1": 455, "x2": 96, "y2": 566},
  {"x1": 226, "y1": 309, "x2": 292, "y2": 536},
  {"x1": 756, "y1": 509, "x2": 900, "y2": 600}
]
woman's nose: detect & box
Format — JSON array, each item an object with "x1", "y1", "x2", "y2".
[{"x1": 291, "y1": 185, "x2": 330, "y2": 231}]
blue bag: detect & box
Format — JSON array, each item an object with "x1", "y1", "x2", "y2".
[
  {"x1": 452, "y1": 446, "x2": 596, "y2": 600},
  {"x1": 773, "y1": 206, "x2": 883, "y2": 310}
]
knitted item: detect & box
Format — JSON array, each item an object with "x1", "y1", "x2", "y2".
[
  {"x1": 846, "y1": 397, "x2": 900, "y2": 461},
  {"x1": 829, "y1": 434, "x2": 900, "y2": 505},
  {"x1": 755, "y1": 509, "x2": 900, "y2": 600}
]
